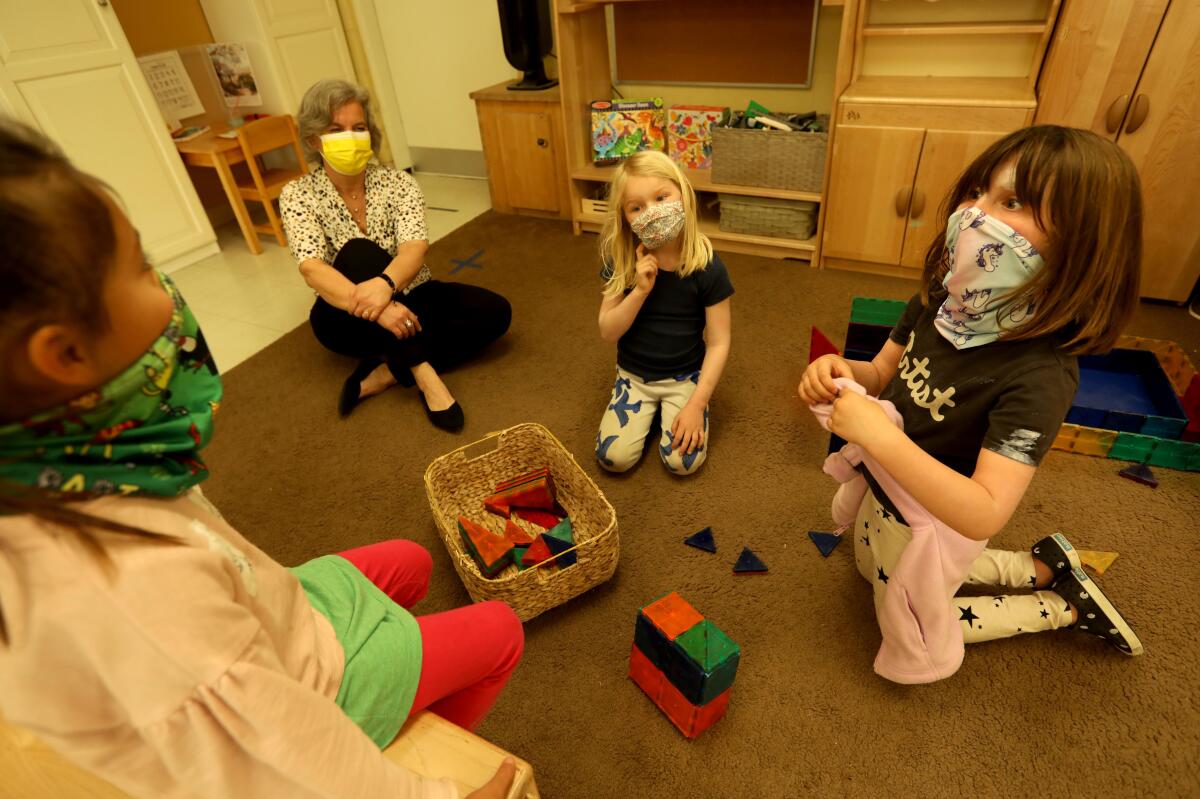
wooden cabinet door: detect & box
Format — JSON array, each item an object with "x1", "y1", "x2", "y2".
[
  {"x1": 1035, "y1": 0, "x2": 1168, "y2": 139},
  {"x1": 900, "y1": 129, "x2": 1009, "y2": 269},
  {"x1": 823, "y1": 124, "x2": 924, "y2": 265},
  {"x1": 493, "y1": 109, "x2": 560, "y2": 213},
  {"x1": 0, "y1": 0, "x2": 215, "y2": 267},
  {"x1": 1117, "y1": 0, "x2": 1200, "y2": 302}
]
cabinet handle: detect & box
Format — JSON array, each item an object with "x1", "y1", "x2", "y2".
[
  {"x1": 909, "y1": 187, "x2": 925, "y2": 219},
  {"x1": 894, "y1": 187, "x2": 912, "y2": 218},
  {"x1": 1125, "y1": 94, "x2": 1150, "y2": 135},
  {"x1": 536, "y1": 137, "x2": 548, "y2": 148},
  {"x1": 1105, "y1": 94, "x2": 1130, "y2": 134}
]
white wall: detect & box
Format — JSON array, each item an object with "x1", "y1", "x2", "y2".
[{"x1": 373, "y1": 1, "x2": 517, "y2": 152}]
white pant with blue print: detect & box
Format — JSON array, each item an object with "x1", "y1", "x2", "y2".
[{"x1": 595, "y1": 367, "x2": 708, "y2": 475}]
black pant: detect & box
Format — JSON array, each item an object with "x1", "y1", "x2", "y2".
[{"x1": 309, "y1": 238, "x2": 511, "y2": 386}]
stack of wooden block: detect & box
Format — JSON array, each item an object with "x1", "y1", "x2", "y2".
[
  {"x1": 457, "y1": 468, "x2": 577, "y2": 578},
  {"x1": 628, "y1": 592, "x2": 740, "y2": 739}
]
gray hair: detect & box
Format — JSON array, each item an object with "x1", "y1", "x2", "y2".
[{"x1": 296, "y1": 79, "x2": 382, "y2": 164}]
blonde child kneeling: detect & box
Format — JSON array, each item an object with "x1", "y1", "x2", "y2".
[{"x1": 595, "y1": 151, "x2": 733, "y2": 476}]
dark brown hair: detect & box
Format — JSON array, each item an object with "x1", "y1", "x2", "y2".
[
  {"x1": 0, "y1": 117, "x2": 116, "y2": 389},
  {"x1": 0, "y1": 120, "x2": 160, "y2": 631},
  {"x1": 921, "y1": 125, "x2": 1142, "y2": 354}
]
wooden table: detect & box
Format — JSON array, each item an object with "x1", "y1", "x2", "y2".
[{"x1": 174, "y1": 123, "x2": 263, "y2": 254}]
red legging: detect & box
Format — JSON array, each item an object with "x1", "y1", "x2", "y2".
[{"x1": 337, "y1": 540, "x2": 524, "y2": 732}]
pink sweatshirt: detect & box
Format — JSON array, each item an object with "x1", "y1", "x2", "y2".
[
  {"x1": 0, "y1": 488, "x2": 456, "y2": 799},
  {"x1": 811, "y1": 379, "x2": 986, "y2": 684}
]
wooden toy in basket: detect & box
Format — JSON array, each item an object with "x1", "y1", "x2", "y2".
[{"x1": 425, "y1": 423, "x2": 619, "y2": 622}]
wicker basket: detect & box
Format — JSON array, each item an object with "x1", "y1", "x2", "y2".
[
  {"x1": 718, "y1": 194, "x2": 817, "y2": 240},
  {"x1": 424, "y1": 423, "x2": 619, "y2": 622},
  {"x1": 711, "y1": 118, "x2": 828, "y2": 192}
]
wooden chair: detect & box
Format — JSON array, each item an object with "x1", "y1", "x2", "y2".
[
  {"x1": 0, "y1": 710, "x2": 539, "y2": 798},
  {"x1": 233, "y1": 114, "x2": 308, "y2": 248}
]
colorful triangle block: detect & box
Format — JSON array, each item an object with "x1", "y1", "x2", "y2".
[
  {"x1": 809, "y1": 325, "x2": 841, "y2": 363},
  {"x1": 1118, "y1": 462, "x2": 1158, "y2": 487},
  {"x1": 504, "y1": 518, "x2": 536, "y2": 546},
  {"x1": 483, "y1": 498, "x2": 510, "y2": 518},
  {"x1": 1077, "y1": 549, "x2": 1120, "y2": 576},
  {"x1": 543, "y1": 517, "x2": 574, "y2": 544},
  {"x1": 494, "y1": 467, "x2": 551, "y2": 492},
  {"x1": 733, "y1": 546, "x2": 768, "y2": 575},
  {"x1": 683, "y1": 526, "x2": 717, "y2": 553},
  {"x1": 513, "y1": 507, "x2": 563, "y2": 529},
  {"x1": 457, "y1": 516, "x2": 514, "y2": 577},
  {"x1": 520, "y1": 535, "x2": 553, "y2": 568},
  {"x1": 808, "y1": 530, "x2": 843, "y2": 558},
  {"x1": 543, "y1": 528, "x2": 577, "y2": 567}
]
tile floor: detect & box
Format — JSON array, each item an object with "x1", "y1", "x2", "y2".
[{"x1": 170, "y1": 173, "x2": 493, "y2": 370}]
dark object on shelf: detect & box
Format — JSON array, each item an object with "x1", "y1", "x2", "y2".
[{"x1": 497, "y1": 0, "x2": 557, "y2": 91}]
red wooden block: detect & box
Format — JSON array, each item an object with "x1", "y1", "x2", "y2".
[
  {"x1": 519, "y1": 535, "x2": 553, "y2": 568},
  {"x1": 809, "y1": 326, "x2": 841, "y2": 363},
  {"x1": 642, "y1": 592, "x2": 704, "y2": 641},
  {"x1": 504, "y1": 518, "x2": 536, "y2": 546},
  {"x1": 486, "y1": 477, "x2": 556, "y2": 511},
  {"x1": 1184, "y1": 373, "x2": 1200, "y2": 420},
  {"x1": 628, "y1": 642, "x2": 665, "y2": 696},
  {"x1": 483, "y1": 498, "x2": 510, "y2": 518},
  {"x1": 495, "y1": 467, "x2": 551, "y2": 492},
  {"x1": 457, "y1": 516, "x2": 514, "y2": 577},
  {"x1": 513, "y1": 507, "x2": 563, "y2": 529}
]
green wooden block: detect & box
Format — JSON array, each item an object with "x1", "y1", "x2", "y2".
[
  {"x1": 849, "y1": 297, "x2": 907, "y2": 327},
  {"x1": 1107, "y1": 432, "x2": 1155, "y2": 463},
  {"x1": 512, "y1": 546, "x2": 530, "y2": 570},
  {"x1": 1147, "y1": 438, "x2": 1200, "y2": 471},
  {"x1": 672, "y1": 619, "x2": 740, "y2": 705},
  {"x1": 544, "y1": 516, "x2": 574, "y2": 545}
]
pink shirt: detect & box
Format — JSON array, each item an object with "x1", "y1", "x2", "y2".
[{"x1": 0, "y1": 489, "x2": 455, "y2": 799}]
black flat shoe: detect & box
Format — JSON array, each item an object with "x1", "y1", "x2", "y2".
[
  {"x1": 339, "y1": 358, "x2": 383, "y2": 417},
  {"x1": 421, "y1": 392, "x2": 464, "y2": 432}
]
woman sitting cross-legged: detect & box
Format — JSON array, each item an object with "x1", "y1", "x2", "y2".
[{"x1": 280, "y1": 79, "x2": 511, "y2": 431}]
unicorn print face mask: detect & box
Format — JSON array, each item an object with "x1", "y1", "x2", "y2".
[
  {"x1": 933, "y1": 206, "x2": 1045, "y2": 349},
  {"x1": 630, "y1": 200, "x2": 685, "y2": 250}
]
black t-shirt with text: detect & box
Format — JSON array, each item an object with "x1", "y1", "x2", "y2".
[
  {"x1": 865, "y1": 293, "x2": 1079, "y2": 521},
  {"x1": 601, "y1": 254, "x2": 735, "y2": 381}
]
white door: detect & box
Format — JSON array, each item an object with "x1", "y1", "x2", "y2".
[
  {"x1": 0, "y1": 0, "x2": 216, "y2": 268},
  {"x1": 253, "y1": 0, "x2": 356, "y2": 109}
]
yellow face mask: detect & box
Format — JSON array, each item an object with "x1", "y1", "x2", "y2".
[{"x1": 320, "y1": 130, "x2": 373, "y2": 176}]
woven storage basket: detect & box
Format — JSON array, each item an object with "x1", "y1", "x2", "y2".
[
  {"x1": 424, "y1": 423, "x2": 619, "y2": 622},
  {"x1": 718, "y1": 194, "x2": 817, "y2": 240},
  {"x1": 711, "y1": 118, "x2": 828, "y2": 192}
]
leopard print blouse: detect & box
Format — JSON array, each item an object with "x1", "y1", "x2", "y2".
[{"x1": 279, "y1": 164, "x2": 432, "y2": 294}]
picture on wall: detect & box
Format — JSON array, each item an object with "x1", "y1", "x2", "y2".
[{"x1": 206, "y1": 43, "x2": 262, "y2": 108}]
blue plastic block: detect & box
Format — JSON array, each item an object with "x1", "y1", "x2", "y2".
[
  {"x1": 1118, "y1": 462, "x2": 1158, "y2": 487},
  {"x1": 733, "y1": 546, "x2": 768, "y2": 574},
  {"x1": 808, "y1": 531, "x2": 843, "y2": 558},
  {"x1": 1072, "y1": 349, "x2": 1188, "y2": 436},
  {"x1": 633, "y1": 612, "x2": 737, "y2": 707},
  {"x1": 684, "y1": 526, "x2": 717, "y2": 553}
]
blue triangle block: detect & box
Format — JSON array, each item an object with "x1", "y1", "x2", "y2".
[
  {"x1": 1118, "y1": 462, "x2": 1158, "y2": 488},
  {"x1": 684, "y1": 526, "x2": 717, "y2": 553},
  {"x1": 733, "y1": 546, "x2": 768, "y2": 574},
  {"x1": 808, "y1": 531, "x2": 843, "y2": 558}
]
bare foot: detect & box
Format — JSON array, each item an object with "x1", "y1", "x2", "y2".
[
  {"x1": 411, "y1": 362, "x2": 456, "y2": 411},
  {"x1": 360, "y1": 364, "x2": 397, "y2": 399}
]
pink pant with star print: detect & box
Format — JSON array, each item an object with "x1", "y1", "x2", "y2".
[{"x1": 854, "y1": 491, "x2": 1073, "y2": 643}]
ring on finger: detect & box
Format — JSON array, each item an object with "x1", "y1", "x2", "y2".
[{"x1": 404, "y1": 319, "x2": 414, "y2": 328}]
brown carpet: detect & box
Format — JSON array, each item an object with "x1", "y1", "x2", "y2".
[{"x1": 202, "y1": 211, "x2": 1200, "y2": 798}]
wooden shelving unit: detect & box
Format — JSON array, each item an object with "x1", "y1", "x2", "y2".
[{"x1": 552, "y1": 0, "x2": 829, "y2": 262}]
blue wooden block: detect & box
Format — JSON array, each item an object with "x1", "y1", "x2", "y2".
[
  {"x1": 1072, "y1": 349, "x2": 1188, "y2": 438},
  {"x1": 808, "y1": 530, "x2": 843, "y2": 558},
  {"x1": 733, "y1": 546, "x2": 768, "y2": 574},
  {"x1": 684, "y1": 526, "x2": 717, "y2": 553}
]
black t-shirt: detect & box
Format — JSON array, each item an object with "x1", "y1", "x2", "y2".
[
  {"x1": 866, "y1": 292, "x2": 1079, "y2": 521},
  {"x1": 601, "y1": 254, "x2": 735, "y2": 381}
]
